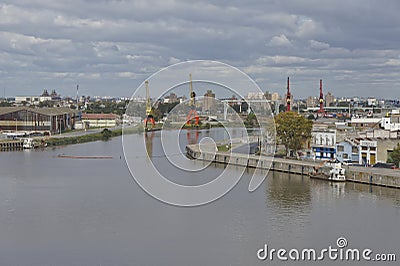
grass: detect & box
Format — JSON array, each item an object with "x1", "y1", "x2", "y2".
[
  {"x1": 46, "y1": 125, "x2": 143, "y2": 147},
  {"x1": 217, "y1": 143, "x2": 231, "y2": 152}
]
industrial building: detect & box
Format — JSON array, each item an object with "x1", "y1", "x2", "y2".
[
  {"x1": 0, "y1": 107, "x2": 77, "y2": 134},
  {"x1": 79, "y1": 113, "x2": 120, "y2": 128}
]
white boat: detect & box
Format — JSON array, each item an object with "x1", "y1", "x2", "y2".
[
  {"x1": 22, "y1": 138, "x2": 36, "y2": 149},
  {"x1": 309, "y1": 162, "x2": 346, "y2": 182}
]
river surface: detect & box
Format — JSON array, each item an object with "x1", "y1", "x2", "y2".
[{"x1": 0, "y1": 130, "x2": 399, "y2": 266}]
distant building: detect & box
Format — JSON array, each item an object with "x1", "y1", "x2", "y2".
[
  {"x1": 325, "y1": 92, "x2": 335, "y2": 107},
  {"x1": 80, "y1": 113, "x2": 120, "y2": 128},
  {"x1": 349, "y1": 117, "x2": 381, "y2": 128},
  {"x1": 264, "y1": 91, "x2": 272, "y2": 101},
  {"x1": 311, "y1": 129, "x2": 337, "y2": 160},
  {"x1": 381, "y1": 110, "x2": 400, "y2": 131},
  {"x1": 163, "y1": 93, "x2": 179, "y2": 104},
  {"x1": 270, "y1": 92, "x2": 280, "y2": 101},
  {"x1": 306, "y1": 96, "x2": 317, "y2": 108},
  {"x1": 0, "y1": 107, "x2": 77, "y2": 134},
  {"x1": 247, "y1": 92, "x2": 265, "y2": 100},
  {"x1": 202, "y1": 90, "x2": 216, "y2": 113},
  {"x1": 15, "y1": 96, "x2": 52, "y2": 105}
]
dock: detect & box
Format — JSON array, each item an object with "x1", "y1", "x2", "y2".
[
  {"x1": 0, "y1": 140, "x2": 24, "y2": 150},
  {"x1": 186, "y1": 144, "x2": 400, "y2": 189}
]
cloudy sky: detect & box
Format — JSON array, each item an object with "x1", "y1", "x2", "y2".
[{"x1": 0, "y1": 0, "x2": 399, "y2": 99}]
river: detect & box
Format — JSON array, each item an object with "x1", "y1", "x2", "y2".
[{"x1": 0, "y1": 130, "x2": 399, "y2": 265}]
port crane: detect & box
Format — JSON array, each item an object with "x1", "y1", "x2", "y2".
[
  {"x1": 144, "y1": 80, "x2": 155, "y2": 130},
  {"x1": 317, "y1": 79, "x2": 325, "y2": 115},
  {"x1": 286, "y1": 77, "x2": 291, "y2": 112},
  {"x1": 186, "y1": 74, "x2": 199, "y2": 125}
]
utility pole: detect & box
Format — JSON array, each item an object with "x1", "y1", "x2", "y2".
[{"x1": 76, "y1": 85, "x2": 79, "y2": 110}]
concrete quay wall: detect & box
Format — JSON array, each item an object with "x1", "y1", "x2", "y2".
[
  {"x1": 186, "y1": 144, "x2": 400, "y2": 189},
  {"x1": 0, "y1": 140, "x2": 24, "y2": 150}
]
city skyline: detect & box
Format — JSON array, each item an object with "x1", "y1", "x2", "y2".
[{"x1": 0, "y1": 1, "x2": 399, "y2": 98}]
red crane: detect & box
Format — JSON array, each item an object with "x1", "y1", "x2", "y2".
[
  {"x1": 318, "y1": 79, "x2": 325, "y2": 114},
  {"x1": 286, "y1": 77, "x2": 291, "y2": 112}
]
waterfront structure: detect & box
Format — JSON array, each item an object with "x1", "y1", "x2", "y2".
[
  {"x1": 311, "y1": 128, "x2": 336, "y2": 160},
  {"x1": 359, "y1": 139, "x2": 377, "y2": 165},
  {"x1": 0, "y1": 107, "x2": 76, "y2": 134},
  {"x1": 80, "y1": 113, "x2": 120, "y2": 128},
  {"x1": 336, "y1": 139, "x2": 359, "y2": 164}
]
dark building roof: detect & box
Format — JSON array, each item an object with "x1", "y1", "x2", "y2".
[{"x1": 0, "y1": 107, "x2": 77, "y2": 117}]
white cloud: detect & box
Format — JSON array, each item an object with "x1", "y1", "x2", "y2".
[
  {"x1": 268, "y1": 34, "x2": 292, "y2": 47},
  {"x1": 0, "y1": 0, "x2": 399, "y2": 97},
  {"x1": 309, "y1": 40, "x2": 330, "y2": 50}
]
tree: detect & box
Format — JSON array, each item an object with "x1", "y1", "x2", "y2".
[
  {"x1": 275, "y1": 111, "x2": 313, "y2": 156},
  {"x1": 387, "y1": 143, "x2": 400, "y2": 167}
]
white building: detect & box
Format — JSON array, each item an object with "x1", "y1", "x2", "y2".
[
  {"x1": 15, "y1": 96, "x2": 52, "y2": 105},
  {"x1": 381, "y1": 110, "x2": 400, "y2": 131},
  {"x1": 79, "y1": 113, "x2": 120, "y2": 128},
  {"x1": 350, "y1": 117, "x2": 381, "y2": 128},
  {"x1": 359, "y1": 139, "x2": 377, "y2": 165},
  {"x1": 311, "y1": 129, "x2": 337, "y2": 160}
]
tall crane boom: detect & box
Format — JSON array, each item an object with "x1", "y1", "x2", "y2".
[
  {"x1": 186, "y1": 73, "x2": 199, "y2": 126},
  {"x1": 144, "y1": 80, "x2": 155, "y2": 130},
  {"x1": 189, "y1": 73, "x2": 195, "y2": 106},
  {"x1": 286, "y1": 77, "x2": 291, "y2": 112},
  {"x1": 145, "y1": 80, "x2": 151, "y2": 116}
]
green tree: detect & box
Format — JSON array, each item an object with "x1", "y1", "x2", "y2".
[
  {"x1": 387, "y1": 143, "x2": 400, "y2": 167},
  {"x1": 101, "y1": 128, "x2": 112, "y2": 140},
  {"x1": 275, "y1": 111, "x2": 313, "y2": 156}
]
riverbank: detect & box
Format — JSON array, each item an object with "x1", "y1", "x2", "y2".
[
  {"x1": 186, "y1": 144, "x2": 400, "y2": 189},
  {"x1": 46, "y1": 126, "x2": 143, "y2": 147},
  {"x1": 0, "y1": 125, "x2": 144, "y2": 150}
]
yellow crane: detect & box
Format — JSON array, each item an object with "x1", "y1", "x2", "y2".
[
  {"x1": 186, "y1": 73, "x2": 199, "y2": 125},
  {"x1": 144, "y1": 80, "x2": 155, "y2": 130}
]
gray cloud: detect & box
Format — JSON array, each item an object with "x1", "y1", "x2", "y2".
[{"x1": 0, "y1": 0, "x2": 399, "y2": 98}]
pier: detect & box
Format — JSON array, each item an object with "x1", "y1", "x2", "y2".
[
  {"x1": 0, "y1": 140, "x2": 24, "y2": 150},
  {"x1": 186, "y1": 144, "x2": 400, "y2": 189}
]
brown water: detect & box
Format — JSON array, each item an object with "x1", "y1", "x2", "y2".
[{"x1": 0, "y1": 131, "x2": 399, "y2": 265}]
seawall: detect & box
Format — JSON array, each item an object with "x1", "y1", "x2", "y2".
[{"x1": 186, "y1": 144, "x2": 400, "y2": 189}]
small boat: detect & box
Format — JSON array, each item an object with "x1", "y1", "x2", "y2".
[
  {"x1": 309, "y1": 162, "x2": 346, "y2": 182},
  {"x1": 22, "y1": 138, "x2": 36, "y2": 149}
]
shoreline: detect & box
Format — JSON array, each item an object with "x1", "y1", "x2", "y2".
[{"x1": 186, "y1": 143, "x2": 400, "y2": 189}]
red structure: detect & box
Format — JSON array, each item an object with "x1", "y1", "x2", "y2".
[
  {"x1": 318, "y1": 79, "x2": 325, "y2": 113},
  {"x1": 286, "y1": 77, "x2": 291, "y2": 112}
]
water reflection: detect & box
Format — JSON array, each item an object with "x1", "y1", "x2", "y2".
[
  {"x1": 347, "y1": 182, "x2": 400, "y2": 207},
  {"x1": 144, "y1": 131, "x2": 155, "y2": 158},
  {"x1": 267, "y1": 171, "x2": 311, "y2": 213},
  {"x1": 185, "y1": 130, "x2": 199, "y2": 145}
]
